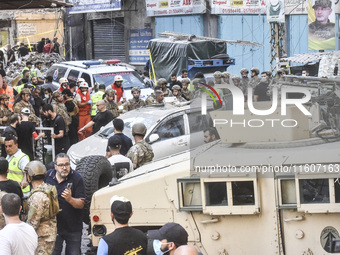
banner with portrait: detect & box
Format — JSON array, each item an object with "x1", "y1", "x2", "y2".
[
  {"x1": 266, "y1": 0, "x2": 285, "y2": 23},
  {"x1": 308, "y1": 0, "x2": 335, "y2": 50}
]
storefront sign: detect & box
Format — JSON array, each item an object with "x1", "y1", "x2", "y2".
[
  {"x1": 146, "y1": 0, "x2": 206, "y2": 16},
  {"x1": 129, "y1": 29, "x2": 153, "y2": 65},
  {"x1": 69, "y1": 0, "x2": 121, "y2": 14}
]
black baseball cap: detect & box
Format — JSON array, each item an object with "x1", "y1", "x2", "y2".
[
  {"x1": 110, "y1": 195, "x2": 132, "y2": 217},
  {"x1": 108, "y1": 135, "x2": 122, "y2": 149},
  {"x1": 0, "y1": 157, "x2": 8, "y2": 174},
  {"x1": 148, "y1": 223, "x2": 188, "y2": 246}
]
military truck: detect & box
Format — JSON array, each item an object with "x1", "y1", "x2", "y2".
[{"x1": 89, "y1": 76, "x2": 340, "y2": 254}]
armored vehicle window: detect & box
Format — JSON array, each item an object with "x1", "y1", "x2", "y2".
[
  {"x1": 299, "y1": 179, "x2": 330, "y2": 204},
  {"x1": 205, "y1": 182, "x2": 227, "y2": 206},
  {"x1": 335, "y1": 179, "x2": 340, "y2": 203},
  {"x1": 232, "y1": 181, "x2": 255, "y2": 205},
  {"x1": 281, "y1": 179, "x2": 297, "y2": 205},
  {"x1": 67, "y1": 70, "x2": 80, "y2": 83},
  {"x1": 152, "y1": 115, "x2": 185, "y2": 141},
  {"x1": 81, "y1": 73, "x2": 91, "y2": 87},
  {"x1": 178, "y1": 178, "x2": 202, "y2": 211}
]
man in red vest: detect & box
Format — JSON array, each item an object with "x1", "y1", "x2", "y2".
[
  {"x1": 58, "y1": 78, "x2": 69, "y2": 92},
  {"x1": 0, "y1": 77, "x2": 17, "y2": 111},
  {"x1": 76, "y1": 81, "x2": 92, "y2": 140},
  {"x1": 110, "y1": 75, "x2": 126, "y2": 104}
]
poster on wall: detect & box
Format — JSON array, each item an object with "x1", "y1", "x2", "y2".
[
  {"x1": 129, "y1": 29, "x2": 153, "y2": 65},
  {"x1": 69, "y1": 0, "x2": 121, "y2": 14},
  {"x1": 266, "y1": 0, "x2": 285, "y2": 22},
  {"x1": 146, "y1": 0, "x2": 206, "y2": 16},
  {"x1": 285, "y1": 0, "x2": 308, "y2": 14},
  {"x1": 210, "y1": 0, "x2": 266, "y2": 14},
  {"x1": 308, "y1": 0, "x2": 335, "y2": 50}
]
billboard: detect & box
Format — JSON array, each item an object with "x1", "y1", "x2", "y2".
[
  {"x1": 266, "y1": 0, "x2": 285, "y2": 23},
  {"x1": 146, "y1": 0, "x2": 206, "y2": 16},
  {"x1": 210, "y1": 0, "x2": 266, "y2": 15},
  {"x1": 308, "y1": 0, "x2": 335, "y2": 50},
  {"x1": 69, "y1": 0, "x2": 121, "y2": 14},
  {"x1": 129, "y1": 29, "x2": 153, "y2": 65}
]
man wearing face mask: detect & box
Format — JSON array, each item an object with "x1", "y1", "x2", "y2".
[
  {"x1": 253, "y1": 71, "x2": 271, "y2": 102},
  {"x1": 96, "y1": 195, "x2": 147, "y2": 255},
  {"x1": 58, "y1": 78, "x2": 70, "y2": 93},
  {"x1": 76, "y1": 81, "x2": 92, "y2": 140},
  {"x1": 148, "y1": 222, "x2": 189, "y2": 255}
]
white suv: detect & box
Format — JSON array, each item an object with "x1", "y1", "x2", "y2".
[{"x1": 45, "y1": 60, "x2": 153, "y2": 100}]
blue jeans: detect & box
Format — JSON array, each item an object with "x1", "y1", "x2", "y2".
[{"x1": 52, "y1": 230, "x2": 82, "y2": 255}]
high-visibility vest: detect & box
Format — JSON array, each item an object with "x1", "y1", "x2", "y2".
[
  {"x1": 77, "y1": 90, "x2": 91, "y2": 116},
  {"x1": 7, "y1": 151, "x2": 30, "y2": 193},
  {"x1": 0, "y1": 86, "x2": 15, "y2": 111},
  {"x1": 91, "y1": 91, "x2": 105, "y2": 116}
]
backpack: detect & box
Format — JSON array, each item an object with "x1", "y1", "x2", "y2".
[
  {"x1": 30, "y1": 184, "x2": 60, "y2": 219},
  {"x1": 71, "y1": 98, "x2": 79, "y2": 116}
]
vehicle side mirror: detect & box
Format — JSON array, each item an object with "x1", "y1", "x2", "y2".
[{"x1": 149, "y1": 134, "x2": 160, "y2": 143}]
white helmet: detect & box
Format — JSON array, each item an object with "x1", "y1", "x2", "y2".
[
  {"x1": 21, "y1": 107, "x2": 30, "y2": 115},
  {"x1": 79, "y1": 81, "x2": 89, "y2": 88},
  {"x1": 114, "y1": 75, "x2": 123, "y2": 82},
  {"x1": 59, "y1": 77, "x2": 68, "y2": 84},
  {"x1": 77, "y1": 78, "x2": 85, "y2": 83}
]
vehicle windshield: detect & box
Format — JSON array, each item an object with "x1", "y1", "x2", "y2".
[
  {"x1": 98, "y1": 114, "x2": 160, "y2": 140},
  {"x1": 93, "y1": 71, "x2": 145, "y2": 90}
]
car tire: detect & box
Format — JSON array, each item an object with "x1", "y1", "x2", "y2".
[{"x1": 75, "y1": 155, "x2": 113, "y2": 224}]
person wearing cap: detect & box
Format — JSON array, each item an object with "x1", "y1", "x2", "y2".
[
  {"x1": 62, "y1": 89, "x2": 79, "y2": 146},
  {"x1": 4, "y1": 136, "x2": 30, "y2": 195},
  {"x1": 76, "y1": 81, "x2": 92, "y2": 140},
  {"x1": 110, "y1": 75, "x2": 126, "y2": 104},
  {"x1": 45, "y1": 153, "x2": 85, "y2": 255},
  {"x1": 104, "y1": 88, "x2": 119, "y2": 118},
  {"x1": 213, "y1": 71, "x2": 223, "y2": 84},
  {"x1": 51, "y1": 90, "x2": 72, "y2": 133},
  {"x1": 78, "y1": 99, "x2": 114, "y2": 135},
  {"x1": 309, "y1": 0, "x2": 335, "y2": 50},
  {"x1": 13, "y1": 88, "x2": 39, "y2": 126},
  {"x1": 17, "y1": 107, "x2": 45, "y2": 161},
  {"x1": 0, "y1": 76, "x2": 17, "y2": 111},
  {"x1": 172, "y1": 85, "x2": 187, "y2": 102},
  {"x1": 248, "y1": 67, "x2": 261, "y2": 89},
  {"x1": 30, "y1": 61, "x2": 44, "y2": 84},
  {"x1": 180, "y1": 78, "x2": 191, "y2": 101},
  {"x1": 148, "y1": 222, "x2": 189, "y2": 255},
  {"x1": 125, "y1": 87, "x2": 146, "y2": 111},
  {"x1": 91, "y1": 84, "x2": 106, "y2": 117},
  {"x1": 42, "y1": 104, "x2": 70, "y2": 155},
  {"x1": 107, "y1": 136, "x2": 133, "y2": 178},
  {"x1": 0, "y1": 93, "x2": 12, "y2": 126},
  {"x1": 158, "y1": 78, "x2": 173, "y2": 97},
  {"x1": 105, "y1": 118, "x2": 133, "y2": 158},
  {"x1": 97, "y1": 195, "x2": 147, "y2": 255},
  {"x1": 26, "y1": 161, "x2": 57, "y2": 255},
  {"x1": 127, "y1": 123, "x2": 154, "y2": 169}
]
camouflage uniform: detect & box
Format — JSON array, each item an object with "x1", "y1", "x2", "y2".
[
  {"x1": 0, "y1": 105, "x2": 12, "y2": 126},
  {"x1": 240, "y1": 77, "x2": 250, "y2": 93},
  {"x1": 13, "y1": 101, "x2": 40, "y2": 126},
  {"x1": 248, "y1": 76, "x2": 261, "y2": 89},
  {"x1": 145, "y1": 93, "x2": 156, "y2": 105},
  {"x1": 181, "y1": 89, "x2": 192, "y2": 101},
  {"x1": 175, "y1": 94, "x2": 187, "y2": 102},
  {"x1": 51, "y1": 101, "x2": 71, "y2": 132},
  {"x1": 27, "y1": 182, "x2": 57, "y2": 255},
  {"x1": 127, "y1": 140, "x2": 154, "y2": 169},
  {"x1": 0, "y1": 190, "x2": 7, "y2": 229},
  {"x1": 104, "y1": 98, "x2": 119, "y2": 118},
  {"x1": 163, "y1": 88, "x2": 173, "y2": 97},
  {"x1": 126, "y1": 98, "x2": 146, "y2": 111}
]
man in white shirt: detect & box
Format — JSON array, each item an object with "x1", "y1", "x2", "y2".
[
  {"x1": 108, "y1": 136, "x2": 133, "y2": 179},
  {"x1": 0, "y1": 193, "x2": 38, "y2": 255}
]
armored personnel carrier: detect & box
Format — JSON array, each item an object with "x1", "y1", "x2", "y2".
[{"x1": 89, "y1": 76, "x2": 340, "y2": 254}]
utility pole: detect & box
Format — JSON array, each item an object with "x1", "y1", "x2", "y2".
[{"x1": 270, "y1": 22, "x2": 285, "y2": 72}]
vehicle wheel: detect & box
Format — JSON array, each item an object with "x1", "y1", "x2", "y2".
[{"x1": 75, "y1": 155, "x2": 112, "y2": 224}]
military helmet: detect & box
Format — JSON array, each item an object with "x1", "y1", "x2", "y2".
[
  {"x1": 79, "y1": 81, "x2": 89, "y2": 88},
  {"x1": 157, "y1": 78, "x2": 167, "y2": 86},
  {"x1": 25, "y1": 160, "x2": 47, "y2": 177},
  {"x1": 52, "y1": 90, "x2": 62, "y2": 99},
  {"x1": 172, "y1": 85, "x2": 181, "y2": 91},
  {"x1": 0, "y1": 94, "x2": 9, "y2": 100},
  {"x1": 250, "y1": 67, "x2": 260, "y2": 75},
  {"x1": 59, "y1": 77, "x2": 68, "y2": 84},
  {"x1": 240, "y1": 68, "x2": 249, "y2": 74},
  {"x1": 181, "y1": 78, "x2": 190, "y2": 84},
  {"x1": 132, "y1": 123, "x2": 147, "y2": 136},
  {"x1": 232, "y1": 76, "x2": 241, "y2": 81},
  {"x1": 131, "y1": 87, "x2": 141, "y2": 93},
  {"x1": 213, "y1": 71, "x2": 222, "y2": 78},
  {"x1": 21, "y1": 108, "x2": 30, "y2": 115},
  {"x1": 21, "y1": 88, "x2": 31, "y2": 95},
  {"x1": 114, "y1": 75, "x2": 124, "y2": 82},
  {"x1": 105, "y1": 87, "x2": 115, "y2": 96},
  {"x1": 222, "y1": 71, "x2": 230, "y2": 78}
]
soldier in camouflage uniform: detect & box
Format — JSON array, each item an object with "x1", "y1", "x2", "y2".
[
  {"x1": 172, "y1": 85, "x2": 187, "y2": 102},
  {"x1": 125, "y1": 87, "x2": 146, "y2": 111},
  {"x1": 127, "y1": 123, "x2": 154, "y2": 169},
  {"x1": 26, "y1": 161, "x2": 57, "y2": 255},
  {"x1": 104, "y1": 88, "x2": 119, "y2": 118},
  {"x1": 181, "y1": 78, "x2": 192, "y2": 101},
  {"x1": 51, "y1": 90, "x2": 71, "y2": 132},
  {"x1": 145, "y1": 85, "x2": 162, "y2": 105},
  {"x1": 13, "y1": 88, "x2": 40, "y2": 126},
  {"x1": 248, "y1": 67, "x2": 261, "y2": 89},
  {"x1": 0, "y1": 94, "x2": 12, "y2": 126},
  {"x1": 158, "y1": 78, "x2": 173, "y2": 97},
  {"x1": 240, "y1": 68, "x2": 250, "y2": 93},
  {"x1": 213, "y1": 71, "x2": 223, "y2": 84}
]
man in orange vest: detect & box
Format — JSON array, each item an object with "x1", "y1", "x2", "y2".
[
  {"x1": 76, "y1": 81, "x2": 92, "y2": 140},
  {"x1": 110, "y1": 75, "x2": 126, "y2": 104},
  {"x1": 58, "y1": 78, "x2": 69, "y2": 92},
  {"x1": 0, "y1": 77, "x2": 17, "y2": 112}
]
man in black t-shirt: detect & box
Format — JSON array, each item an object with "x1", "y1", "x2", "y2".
[
  {"x1": 253, "y1": 72, "x2": 271, "y2": 102},
  {"x1": 6, "y1": 45, "x2": 15, "y2": 65},
  {"x1": 18, "y1": 43, "x2": 29, "y2": 58},
  {"x1": 1, "y1": 114, "x2": 20, "y2": 158},
  {"x1": 42, "y1": 104, "x2": 70, "y2": 155},
  {"x1": 0, "y1": 157, "x2": 23, "y2": 199},
  {"x1": 78, "y1": 100, "x2": 113, "y2": 135},
  {"x1": 97, "y1": 196, "x2": 147, "y2": 255},
  {"x1": 106, "y1": 118, "x2": 133, "y2": 157}
]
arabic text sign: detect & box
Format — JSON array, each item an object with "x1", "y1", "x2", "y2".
[
  {"x1": 146, "y1": 0, "x2": 206, "y2": 16},
  {"x1": 69, "y1": 0, "x2": 121, "y2": 14},
  {"x1": 129, "y1": 29, "x2": 153, "y2": 65}
]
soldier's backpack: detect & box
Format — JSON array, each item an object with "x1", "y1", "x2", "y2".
[{"x1": 30, "y1": 184, "x2": 60, "y2": 219}]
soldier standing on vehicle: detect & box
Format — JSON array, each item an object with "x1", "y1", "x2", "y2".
[
  {"x1": 0, "y1": 94, "x2": 12, "y2": 126},
  {"x1": 127, "y1": 123, "x2": 154, "y2": 169},
  {"x1": 62, "y1": 89, "x2": 79, "y2": 146},
  {"x1": 172, "y1": 85, "x2": 186, "y2": 102},
  {"x1": 104, "y1": 88, "x2": 119, "y2": 118},
  {"x1": 91, "y1": 84, "x2": 106, "y2": 118},
  {"x1": 248, "y1": 67, "x2": 261, "y2": 89},
  {"x1": 13, "y1": 88, "x2": 40, "y2": 126},
  {"x1": 51, "y1": 90, "x2": 71, "y2": 133},
  {"x1": 125, "y1": 87, "x2": 146, "y2": 111},
  {"x1": 76, "y1": 81, "x2": 92, "y2": 140},
  {"x1": 96, "y1": 195, "x2": 147, "y2": 255},
  {"x1": 26, "y1": 161, "x2": 57, "y2": 255}
]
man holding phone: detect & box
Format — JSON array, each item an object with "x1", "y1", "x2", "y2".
[{"x1": 45, "y1": 153, "x2": 85, "y2": 255}]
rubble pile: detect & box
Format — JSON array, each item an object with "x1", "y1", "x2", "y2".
[{"x1": 5, "y1": 52, "x2": 65, "y2": 83}]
